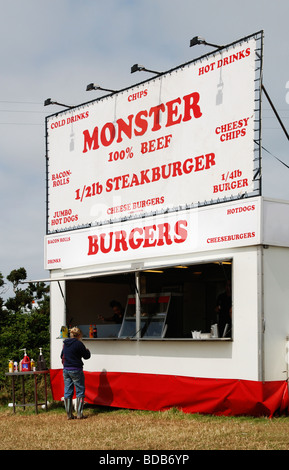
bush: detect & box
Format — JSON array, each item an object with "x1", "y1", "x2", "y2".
[{"x1": 0, "y1": 268, "x2": 50, "y2": 401}]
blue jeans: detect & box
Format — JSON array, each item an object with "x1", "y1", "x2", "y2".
[{"x1": 63, "y1": 369, "x2": 85, "y2": 398}]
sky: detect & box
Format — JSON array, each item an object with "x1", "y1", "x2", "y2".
[{"x1": 0, "y1": 0, "x2": 288, "y2": 299}]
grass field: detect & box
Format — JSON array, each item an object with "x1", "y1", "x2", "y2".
[{"x1": 1, "y1": 403, "x2": 289, "y2": 451}]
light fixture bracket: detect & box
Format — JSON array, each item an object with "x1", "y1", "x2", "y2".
[
  {"x1": 131, "y1": 64, "x2": 162, "y2": 75},
  {"x1": 86, "y1": 83, "x2": 116, "y2": 93},
  {"x1": 190, "y1": 36, "x2": 222, "y2": 49},
  {"x1": 44, "y1": 98, "x2": 73, "y2": 109}
]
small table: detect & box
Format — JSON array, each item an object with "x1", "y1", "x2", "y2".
[{"x1": 5, "y1": 370, "x2": 49, "y2": 414}]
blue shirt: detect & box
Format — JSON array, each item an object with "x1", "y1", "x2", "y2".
[{"x1": 61, "y1": 338, "x2": 91, "y2": 370}]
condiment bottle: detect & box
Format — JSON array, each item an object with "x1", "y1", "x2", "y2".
[{"x1": 20, "y1": 349, "x2": 31, "y2": 372}]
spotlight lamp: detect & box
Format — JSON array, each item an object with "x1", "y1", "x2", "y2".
[
  {"x1": 44, "y1": 98, "x2": 73, "y2": 109},
  {"x1": 190, "y1": 36, "x2": 222, "y2": 49},
  {"x1": 86, "y1": 83, "x2": 117, "y2": 93},
  {"x1": 131, "y1": 64, "x2": 162, "y2": 75}
]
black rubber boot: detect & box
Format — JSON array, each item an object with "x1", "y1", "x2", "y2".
[
  {"x1": 76, "y1": 397, "x2": 87, "y2": 419},
  {"x1": 64, "y1": 397, "x2": 75, "y2": 420}
]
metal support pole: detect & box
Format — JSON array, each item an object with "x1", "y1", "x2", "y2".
[
  {"x1": 21, "y1": 375, "x2": 26, "y2": 410},
  {"x1": 34, "y1": 374, "x2": 38, "y2": 414},
  {"x1": 262, "y1": 85, "x2": 289, "y2": 141},
  {"x1": 44, "y1": 373, "x2": 48, "y2": 411},
  {"x1": 11, "y1": 375, "x2": 16, "y2": 413},
  {"x1": 135, "y1": 272, "x2": 141, "y2": 340}
]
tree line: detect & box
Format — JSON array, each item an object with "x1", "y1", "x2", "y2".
[{"x1": 0, "y1": 268, "x2": 50, "y2": 399}]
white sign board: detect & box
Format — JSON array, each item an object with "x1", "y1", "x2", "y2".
[
  {"x1": 46, "y1": 35, "x2": 259, "y2": 234},
  {"x1": 45, "y1": 198, "x2": 260, "y2": 270}
]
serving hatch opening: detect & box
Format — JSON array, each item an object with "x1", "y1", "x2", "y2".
[{"x1": 63, "y1": 260, "x2": 232, "y2": 340}]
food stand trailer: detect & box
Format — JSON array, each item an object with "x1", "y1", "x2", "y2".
[{"x1": 44, "y1": 31, "x2": 289, "y2": 416}]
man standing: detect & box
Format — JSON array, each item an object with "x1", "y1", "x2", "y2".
[{"x1": 61, "y1": 327, "x2": 91, "y2": 419}]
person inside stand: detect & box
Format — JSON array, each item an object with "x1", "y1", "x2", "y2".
[
  {"x1": 61, "y1": 326, "x2": 91, "y2": 420},
  {"x1": 215, "y1": 280, "x2": 232, "y2": 338},
  {"x1": 98, "y1": 300, "x2": 124, "y2": 324}
]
